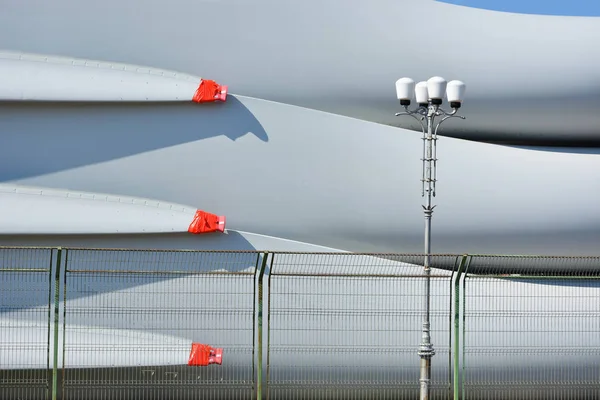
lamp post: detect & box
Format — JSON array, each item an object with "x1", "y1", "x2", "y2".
[{"x1": 394, "y1": 76, "x2": 466, "y2": 400}]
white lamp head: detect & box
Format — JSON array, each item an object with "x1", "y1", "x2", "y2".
[
  {"x1": 427, "y1": 76, "x2": 447, "y2": 105},
  {"x1": 446, "y1": 80, "x2": 466, "y2": 108},
  {"x1": 395, "y1": 77, "x2": 415, "y2": 106},
  {"x1": 415, "y1": 81, "x2": 429, "y2": 106}
]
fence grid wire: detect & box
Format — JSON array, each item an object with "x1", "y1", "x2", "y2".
[
  {"x1": 266, "y1": 253, "x2": 459, "y2": 400},
  {"x1": 0, "y1": 247, "x2": 55, "y2": 400},
  {"x1": 461, "y1": 255, "x2": 600, "y2": 399},
  {"x1": 60, "y1": 249, "x2": 260, "y2": 400},
  {"x1": 2, "y1": 248, "x2": 600, "y2": 399}
]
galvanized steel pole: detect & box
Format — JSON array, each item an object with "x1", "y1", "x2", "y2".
[
  {"x1": 418, "y1": 107, "x2": 436, "y2": 400},
  {"x1": 394, "y1": 78, "x2": 466, "y2": 400}
]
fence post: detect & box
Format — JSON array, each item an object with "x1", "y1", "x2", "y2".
[
  {"x1": 256, "y1": 252, "x2": 269, "y2": 400},
  {"x1": 266, "y1": 252, "x2": 276, "y2": 400},
  {"x1": 453, "y1": 255, "x2": 469, "y2": 400},
  {"x1": 45, "y1": 249, "x2": 55, "y2": 400},
  {"x1": 462, "y1": 255, "x2": 472, "y2": 400},
  {"x1": 52, "y1": 247, "x2": 62, "y2": 400}
]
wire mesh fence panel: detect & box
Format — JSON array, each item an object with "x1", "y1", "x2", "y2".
[
  {"x1": 0, "y1": 247, "x2": 55, "y2": 400},
  {"x1": 60, "y1": 249, "x2": 260, "y2": 400},
  {"x1": 462, "y1": 256, "x2": 600, "y2": 399},
  {"x1": 266, "y1": 253, "x2": 458, "y2": 400},
  {"x1": 6, "y1": 245, "x2": 600, "y2": 400}
]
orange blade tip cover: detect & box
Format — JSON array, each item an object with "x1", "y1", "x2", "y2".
[
  {"x1": 192, "y1": 79, "x2": 228, "y2": 103},
  {"x1": 188, "y1": 210, "x2": 226, "y2": 234},
  {"x1": 188, "y1": 343, "x2": 223, "y2": 366}
]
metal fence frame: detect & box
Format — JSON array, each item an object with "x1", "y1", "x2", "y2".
[
  {"x1": 3, "y1": 248, "x2": 600, "y2": 399},
  {"x1": 0, "y1": 247, "x2": 57, "y2": 400},
  {"x1": 1, "y1": 247, "x2": 263, "y2": 400},
  {"x1": 454, "y1": 255, "x2": 600, "y2": 399},
  {"x1": 264, "y1": 252, "x2": 462, "y2": 400}
]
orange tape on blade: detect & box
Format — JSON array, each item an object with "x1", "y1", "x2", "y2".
[
  {"x1": 193, "y1": 79, "x2": 228, "y2": 103},
  {"x1": 188, "y1": 210, "x2": 226, "y2": 234},
  {"x1": 188, "y1": 343, "x2": 223, "y2": 366}
]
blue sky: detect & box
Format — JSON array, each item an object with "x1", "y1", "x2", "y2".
[{"x1": 437, "y1": 0, "x2": 600, "y2": 16}]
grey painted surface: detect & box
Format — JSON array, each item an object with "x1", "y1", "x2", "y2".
[
  {"x1": 0, "y1": 230, "x2": 342, "y2": 253},
  {"x1": 0, "y1": 184, "x2": 200, "y2": 234},
  {"x1": 0, "y1": 316, "x2": 193, "y2": 369},
  {"x1": 0, "y1": 51, "x2": 202, "y2": 101},
  {"x1": 0, "y1": 0, "x2": 598, "y2": 143},
  {"x1": 1, "y1": 96, "x2": 598, "y2": 255}
]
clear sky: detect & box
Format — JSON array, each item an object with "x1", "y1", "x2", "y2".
[{"x1": 437, "y1": 0, "x2": 600, "y2": 16}]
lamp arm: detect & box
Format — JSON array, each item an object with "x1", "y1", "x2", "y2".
[
  {"x1": 395, "y1": 107, "x2": 427, "y2": 135},
  {"x1": 433, "y1": 113, "x2": 466, "y2": 137}
]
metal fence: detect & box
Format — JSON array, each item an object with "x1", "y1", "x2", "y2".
[
  {"x1": 0, "y1": 248, "x2": 55, "y2": 400},
  {"x1": 60, "y1": 249, "x2": 259, "y2": 400},
  {"x1": 1, "y1": 248, "x2": 260, "y2": 400},
  {"x1": 266, "y1": 253, "x2": 459, "y2": 400},
  {"x1": 2, "y1": 248, "x2": 600, "y2": 399},
  {"x1": 459, "y1": 255, "x2": 600, "y2": 399}
]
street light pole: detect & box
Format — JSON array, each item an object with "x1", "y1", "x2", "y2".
[{"x1": 394, "y1": 76, "x2": 466, "y2": 400}]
